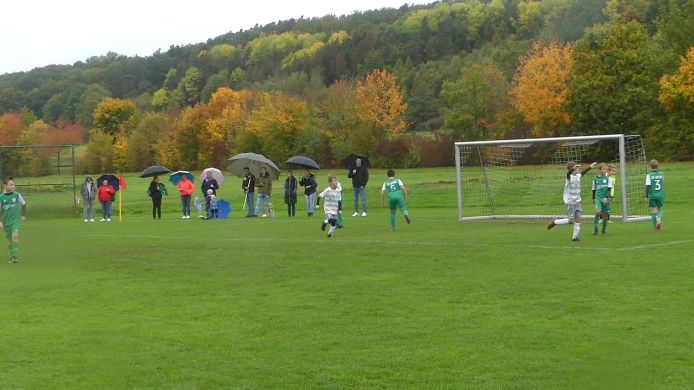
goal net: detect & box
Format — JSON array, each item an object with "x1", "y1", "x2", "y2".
[
  {"x1": 455, "y1": 134, "x2": 649, "y2": 222},
  {"x1": 0, "y1": 144, "x2": 78, "y2": 210}
]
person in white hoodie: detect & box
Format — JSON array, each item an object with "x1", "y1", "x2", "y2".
[{"x1": 79, "y1": 176, "x2": 97, "y2": 222}]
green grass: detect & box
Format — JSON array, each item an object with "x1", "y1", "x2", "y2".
[{"x1": 1, "y1": 165, "x2": 693, "y2": 388}]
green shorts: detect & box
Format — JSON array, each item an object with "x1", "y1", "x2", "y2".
[
  {"x1": 3, "y1": 222, "x2": 19, "y2": 240},
  {"x1": 595, "y1": 199, "x2": 611, "y2": 214},
  {"x1": 388, "y1": 196, "x2": 408, "y2": 212},
  {"x1": 648, "y1": 198, "x2": 663, "y2": 208}
]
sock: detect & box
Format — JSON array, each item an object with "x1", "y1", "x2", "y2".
[
  {"x1": 572, "y1": 223, "x2": 581, "y2": 239},
  {"x1": 602, "y1": 219, "x2": 607, "y2": 233},
  {"x1": 554, "y1": 218, "x2": 570, "y2": 225},
  {"x1": 390, "y1": 211, "x2": 396, "y2": 230},
  {"x1": 594, "y1": 215, "x2": 600, "y2": 233},
  {"x1": 651, "y1": 213, "x2": 657, "y2": 228},
  {"x1": 10, "y1": 241, "x2": 18, "y2": 258},
  {"x1": 337, "y1": 214, "x2": 343, "y2": 226},
  {"x1": 657, "y1": 210, "x2": 663, "y2": 220},
  {"x1": 328, "y1": 225, "x2": 335, "y2": 235}
]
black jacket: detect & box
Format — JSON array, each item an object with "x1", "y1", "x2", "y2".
[
  {"x1": 299, "y1": 174, "x2": 317, "y2": 195},
  {"x1": 347, "y1": 165, "x2": 369, "y2": 188},
  {"x1": 242, "y1": 174, "x2": 256, "y2": 193},
  {"x1": 201, "y1": 178, "x2": 219, "y2": 196}
]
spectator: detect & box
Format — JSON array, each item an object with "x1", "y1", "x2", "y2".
[
  {"x1": 299, "y1": 169, "x2": 317, "y2": 217},
  {"x1": 347, "y1": 157, "x2": 369, "y2": 216},
  {"x1": 97, "y1": 179, "x2": 116, "y2": 222},
  {"x1": 255, "y1": 166, "x2": 272, "y2": 218},
  {"x1": 177, "y1": 175, "x2": 195, "y2": 219},
  {"x1": 79, "y1": 176, "x2": 97, "y2": 222},
  {"x1": 148, "y1": 176, "x2": 167, "y2": 219},
  {"x1": 284, "y1": 170, "x2": 298, "y2": 217},
  {"x1": 242, "y1": 167, "x2": 256, "y2": 217}
]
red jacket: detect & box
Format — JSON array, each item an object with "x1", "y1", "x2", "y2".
[
  {"x1": 177, "y1": 177, "x2": 195, "y2": 196},
  {"x1": 98, "y1": 184, "x2": 115, "y2": 202}
]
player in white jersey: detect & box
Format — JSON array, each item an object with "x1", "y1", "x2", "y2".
[
  {"x1": 318, "y1": 176, "x2": 342, "y2": 238},
  {"x1": 547, "y1": 161, "x2": 597, "y2": 241}
]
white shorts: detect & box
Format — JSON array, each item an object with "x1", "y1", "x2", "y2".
[{"x1": 567, "y1": 203, "x2": 582, "y2": 219}]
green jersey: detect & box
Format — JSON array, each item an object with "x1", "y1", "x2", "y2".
[
  {"x1": 592, "y1": 175, "x2": 612, "y2": 200},
  {"x1": 382, "y1": 178, "x2": 404, "y2": 197},
  {"x1": 646, "y1": 171, "x2": 665, "y2": 199},
  {"x1": 0, "y1": 191, "x2": 26, "y2": 225}
]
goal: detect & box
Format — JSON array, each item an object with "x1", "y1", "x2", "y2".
[{"x1": 455, "y1": 134, "x2": 649, "y2": 222}]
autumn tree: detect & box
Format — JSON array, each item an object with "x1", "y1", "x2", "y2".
[
  {"x1": 243, "y1": 92, "x2": 312, "y2": 164},
  {"x1": 172, "y1": 104, "x2": 210, "y2": 169},
  {"x1": 92, "y1": 98, "x2": 138, "y2": 136},
  {"x1": 355, "y1": 69, "x2": 408, "y2": 137},
  {"x1": 16, "y1": 120, "x2": 52, "y2": 176},
  {"x1": 510, "y1": 42, "x2": 574, "y2": 137},
  {"x1": 82, "y1": 130, "x2": 114, "y2": 173},
  {"x1": 650, "y1": 46, "x2": 694, "y2": 159}
]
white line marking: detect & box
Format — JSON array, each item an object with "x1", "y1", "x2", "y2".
[{"x1": 84, "y1": 234, "x2": 693, "y2": 252}]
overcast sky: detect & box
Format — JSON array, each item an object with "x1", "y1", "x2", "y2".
[{"x1": 0, "y1": 0, "x2": 431, "y2": 75}]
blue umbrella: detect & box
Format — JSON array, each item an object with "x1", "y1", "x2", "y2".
[
  {"x1": 96, "y1": 174, "x2": 120, "y2": 191},
  {"x1": 217, "y1": 199, "x2": 231, "y2": 219},
  {"x1": 169, "y1": 170, "x2": 195, "y2": 185}
]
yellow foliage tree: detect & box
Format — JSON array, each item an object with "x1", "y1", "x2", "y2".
[
  {"x1": 354, "y1": 69, "x2": 408, "y2": 136},
  {"x1": 92, "y1": 98, "x2": 138, "y2": 136},
  {"x1": 510, "y1": 42, "x2": 574, "y2": 137},
  {"x1": 659, "y1": 46, "x2": 694, "y2": 111}
]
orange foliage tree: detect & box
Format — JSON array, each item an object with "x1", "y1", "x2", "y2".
[
  {"x1": 510, "y1": 42, "x2": 574, "y2": 137},
  {"x1": 355, "y1": 69, "x2": 408, "y2": 137}
]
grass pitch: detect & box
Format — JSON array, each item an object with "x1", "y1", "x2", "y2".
[{"x1": 1, "y1": 165, "x2": 693, "y2": 388}]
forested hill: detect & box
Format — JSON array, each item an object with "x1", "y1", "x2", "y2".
[{"x1": 1, "y1": 0, "x2": 694, "y2": 173}]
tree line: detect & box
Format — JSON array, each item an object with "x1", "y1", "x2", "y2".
[{"x1": 0, "y1": 0, "x2": 693, "y2": 174}]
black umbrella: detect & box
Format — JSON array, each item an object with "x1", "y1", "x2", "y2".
[
  {"x1": 96, "y1": 174, "x2": 120, "y2": 191},
  {"x1": 341, "y1": 153, "x2": 370, "y2": 169},
  {"x1": 140, "y1": 165, "x2": 170, "y2": 178},
  {"x1": 287, "y1": 155, "x2": 320, "y2": 170}
]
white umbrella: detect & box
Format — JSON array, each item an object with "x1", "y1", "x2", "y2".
[{"x1": 201, "y1": 167, "x2": 224, "y2": 185}]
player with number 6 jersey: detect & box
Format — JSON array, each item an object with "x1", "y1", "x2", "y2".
[{"x1": 380, "y1": 169, "x2": 411, "y2": 231}]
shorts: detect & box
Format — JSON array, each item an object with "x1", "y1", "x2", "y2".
[
  {"x1": 3, "y1": 222, "x2": 19, "y2": 240},
  {"x1": 595, "y1": 199, "x2": 611, "y2": 214},
  {"x1": 567, "y1": 203, "x2": 582, "y2": 220},
  {"x1": 648, "y1": 198, "x2": 663, "y2": 208}
]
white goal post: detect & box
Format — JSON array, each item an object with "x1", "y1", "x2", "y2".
[{"x1": 455, "y1": 134, "x2": 649, "y2": 222}]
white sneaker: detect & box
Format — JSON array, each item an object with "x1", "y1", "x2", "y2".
[
  {"x1": 84, "y1": 219, "x2": 89, "y2": 222},
  {"x1": 107, "y1": 218, "x2": 111, "y2": 222},
  {"x1": 361, "y1": 211, "x2": 367, "y2": 217},
  {"x1": 262, "y1": 214, "x2": 267, "y2": 218},
  {"x1": 100, "y1": 218, "x2": 106, "y2": 222},
  {"x1": 182, "y1": 215, "x2": 187, "y2": 219},
  {"x1": 89, "y1": 219, "x2": 95, "y2": 222},
  {"x1": 352, "y1": 212, "x2": 359, "y2": 217}
]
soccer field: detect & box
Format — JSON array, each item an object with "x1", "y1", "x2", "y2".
[{"x1": 1, "y1": 165, "x2": 693, "y2": 388}]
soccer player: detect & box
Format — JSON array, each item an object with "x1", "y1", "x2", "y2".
[
  {"x1": 380, "y1": 169, "x2": 411, "y2": 231},
  {"x1": 0, "y1": 177, "x2": 27, "y2": 263},
  {"x1": 592, "y1": 163, "x2": 613, "y2": 235},
  {"x1": 645, "y1": 159, "x2": 665, "y2": 231},
  {"x1": 548, "y1": 161, "x2": 597, "y2": 241},
  {"x1": 319, "y1": 176, "x2": 342, "y2": 238}
]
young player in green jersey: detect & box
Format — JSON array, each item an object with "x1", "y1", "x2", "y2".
[
  {"x1": 548, "y1": 161, "x2": 597, "y2": 241},
  {"x1": 380, "y1": 169, "x2": 411, "y2": 231},
  {"x1": 0, "y1": 177, "x2": 27, "y2": 263},
  {"x1": 645, "y1": 159, "x2": 665, "y2": 231},
  {"x1": 592, "y1": 163, "x2": 613, "y2": 235}
]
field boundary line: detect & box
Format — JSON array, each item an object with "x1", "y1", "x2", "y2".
[{"x1": 84, "y1": 234, "x2": 693, "y2": 252}]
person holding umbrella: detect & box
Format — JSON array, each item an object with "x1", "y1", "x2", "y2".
[
  {"x1": 97, "y1": 179, "x2": 116, "y2": 222},
  {"x1": 201, "y1": 170, "x2": 220, "y2": 216},
  {"x1": 299, "y1": 169, "x2": 318, "y2": 217},
  {"x1": 242, "y1": 167, "x2": 257, "y2": 217},
  {"x1": 347, "y1": 156, "x2": 369, "y2": 217},
  {"x1": 147, "y1": 176, "x2": 168, "y2": 219},
  {"x1": 177, "y1": 175, "x2": 195, "y2": 219}
]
